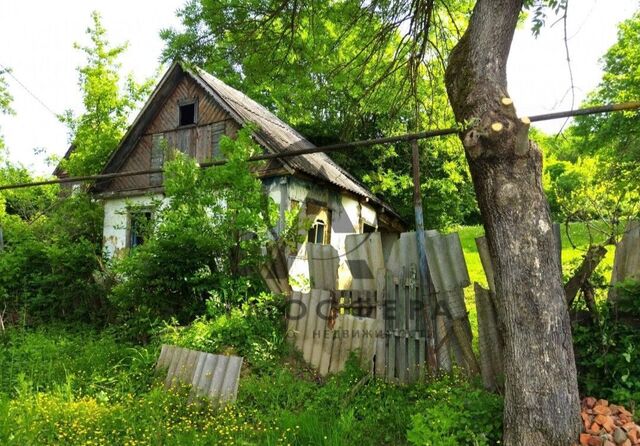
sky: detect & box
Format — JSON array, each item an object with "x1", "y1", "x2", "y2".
[{"x1": 0, "y1": 0, "x2": 637, "y2": 175}]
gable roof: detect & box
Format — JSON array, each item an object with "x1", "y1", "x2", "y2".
[{"x1": 95, "y1": 61, "x2": 402, "y2": 221}]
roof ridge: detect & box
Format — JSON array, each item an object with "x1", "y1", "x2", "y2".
[{"x1": 188, "y1": 64, "x2": 400, "y2": 219}]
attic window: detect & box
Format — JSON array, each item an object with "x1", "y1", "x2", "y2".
[{"x1": 179, "y1": 101, "x2": 197, "y2": 126}]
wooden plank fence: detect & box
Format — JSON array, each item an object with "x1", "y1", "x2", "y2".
[{"x1": 384, "y1": 267, "x2": 427, "y2": 383}]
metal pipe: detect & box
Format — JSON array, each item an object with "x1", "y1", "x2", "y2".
[
  {"x1": 0, "y1": 101, "x2": 638, "y2": 191},
  {"x1": 411, "y1": 138, "x2": 438, "y2": 372}
]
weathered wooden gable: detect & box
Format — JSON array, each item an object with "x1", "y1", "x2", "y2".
[{"x1": 104, "y1": 75, "x2": 238, "y2": 194}]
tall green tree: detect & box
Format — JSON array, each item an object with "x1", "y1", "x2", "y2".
[
  {"x1": 166, "y1": 1, "x2": 585, "y2": 443},
  {"x1": 162, "y1": 0, "x2": 478, "y2": 228},
  {"x1": 59, "y1": 12, "x2": 153, "y2": 177},
  {"x1": 537, "y1": 9, "x2": 640, "y2": 312},
  {"x1": 572, "y1": 10, "x2": 640, "y2": 184}
]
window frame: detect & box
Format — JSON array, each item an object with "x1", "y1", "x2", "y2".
[
  {"x1": 127, "y1": 210, "x2": 153, "y2": 249},
  {"x1": 305, "y1": 201, "x2": 331, "y2": 246},
  {"x1": 178, "y1": 98, "x2": 198, "y2": 127}
]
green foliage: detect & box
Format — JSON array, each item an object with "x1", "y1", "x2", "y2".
[
  {"x1": 573, "y1": 280, "x2": 640, "y2": 407},
  {"x1": 0, "y1": 325, "x2": 156, "y2": 400},
  {"x1": 0, "y1": 68, "x2": 13, "y2": 117},
  {"x1": 573, "y1": 11, "x2": 640, "y2": 178},
  {"x1": 59, "y1": 11, "x2": 153, "y2": 176},
  {"x1": 407, "y1": 375, "x2": 503, "y2": 446},
  {"x1": 109, "y1": 129, "x2": 276, "y2": 330},
  {"x1": 160, "y1": 292, "x2": 287, "y2": 369},
  {"x1": 524, "y1": 0, "x2": 568, "y2": 36},
  {"x1": 553, "y1": 10, "x2": 640, "y2": 230},
  {"x1": 0, "y1": 326, "x2": 505, "y2": 446},
  {"x1": 0, "y1": 182, "x2": 106, "y2": 324},
  {"x1": 543, "y1": 153, "x2": 638, "y2": 224},
  {"x1": 162, "y1": 0, "x2": 478, "y2": 229},
  {"x1": 0, "y1": 69, "x2": 13, "y2": 159}
]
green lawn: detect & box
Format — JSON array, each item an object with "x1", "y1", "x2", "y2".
[{"x1": 452, "y1": 222, "x2": 616, "y2": 346}]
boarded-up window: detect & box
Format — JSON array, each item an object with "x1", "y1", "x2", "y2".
[
  {"x1": 210, "y1": 121, "x2": 226, "y2": 159},
  {"x1": 150, "y1": 134, "x2": 165, "y2": 187},
  {"x1": 306, "y1": 202, "x2": 331, "y2": 245}
]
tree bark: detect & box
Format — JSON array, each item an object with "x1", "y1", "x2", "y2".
[
  {"x1": 564, "y1": 244, "x2": 608, "y2": 307},
  {"x1": 444, "y1": 1, "x2": 581, "y2": 444}
]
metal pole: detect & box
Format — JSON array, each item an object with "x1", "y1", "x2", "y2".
[
  {"x1": 411, "y1": 138, "x2": 438, "y2": 373},
  {"x1": 0, "y1": 101, "x2": 639, "y2": 192},
  {"x1": 0, "y1": 225, "x2": 4, "y2": 252}
]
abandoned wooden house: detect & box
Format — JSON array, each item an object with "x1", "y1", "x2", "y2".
[{"x1": 56, "y1": 61, "x2": 406, "y2": 286}]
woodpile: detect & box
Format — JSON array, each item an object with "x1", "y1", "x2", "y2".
[{"x1": 580, "y1": 397, "x2": 639, "y2": 446}]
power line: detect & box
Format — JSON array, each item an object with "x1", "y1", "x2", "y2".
[
  {"x1": 0, "y1": 63, "x2": 60, "y2": 119},
  {"x1": 0, "y1": 100, "x2": 638, "y2": 192}
]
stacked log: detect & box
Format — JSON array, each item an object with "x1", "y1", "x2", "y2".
[{"x1": 580, "y1": 397, "x2": 639, "y2": 446}]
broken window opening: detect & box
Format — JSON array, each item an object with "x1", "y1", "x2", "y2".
[{"x1": 179, "y1": 102, "x2": 197, "y2": 126}]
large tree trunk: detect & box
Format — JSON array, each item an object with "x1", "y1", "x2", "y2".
[{"x1": 444, "y1": 1, "x2": 581, "y2": 444}]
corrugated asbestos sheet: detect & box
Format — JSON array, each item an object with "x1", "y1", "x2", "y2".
[
  {"x1": 344, "y1": 233, "x2": 386, "y2": 291},
  {"x1": 610, "y1": 220, "x2": 640, "y2": 301},
  {"x1": 288, "y1": 289, "x2": 382, "y2": 375},
  {"x1": 156, "y1": 345, "x2": 243, "y2": 404},
  {"x1": 474, "y1": 283, "x2": 504, "y2": 392},
  {"x1": 307, "y1": 243, "x2": 339, "y2": 290},
  {"x1": 386, "y1": 231, "x2": 470, "y2": 292},
  {"x1": 290, "y1": 230, "x2": 480, "y2": 378}
]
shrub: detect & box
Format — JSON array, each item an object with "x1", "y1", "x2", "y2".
[
  {"x1": 109, "y1": 129, "x2": 277, "y2": 330},
  {"x1": 0, "y1": 192, "x2": 107, "y2": 325},
  {"x1": 573, "y1": 279, "x2": 640, "y2": 407},
  {"x1": 160, "y1": 292, "x2": 287, "y2": 369},
  {"x1": 406, "y1": 374, "x2": 503, "y2": 446}
]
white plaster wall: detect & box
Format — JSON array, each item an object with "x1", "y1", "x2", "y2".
[
  {"x1": 100, "y1": 178, "x2": 378, "y2": 292},
  {"x1": 102, "y1": 194, "x2": 165, "y2": 258},
  {"x1": 285, "y1": 177, "x2": 378, "y2": 291}
]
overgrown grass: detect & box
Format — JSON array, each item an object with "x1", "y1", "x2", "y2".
[
  {"x1": 0, "y1": 325, "x2": 158, "y2": 400},
  {"x1": 0, "y1": 325, "x2": 502, "y2": 445}
]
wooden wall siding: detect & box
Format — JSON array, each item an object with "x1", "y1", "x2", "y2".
[
  {"x1": 109, "y1": 135, "x2": 154, "y2": 192},
  {"x1": 150, "y1": 134, "x2": 164, "y2": 187},
  {"x1": 146, "y1": 76, "x2": 228, "y2": 134},
  {"x1": 103, "y1": 75, "x2": 234, "y2": 194}
]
